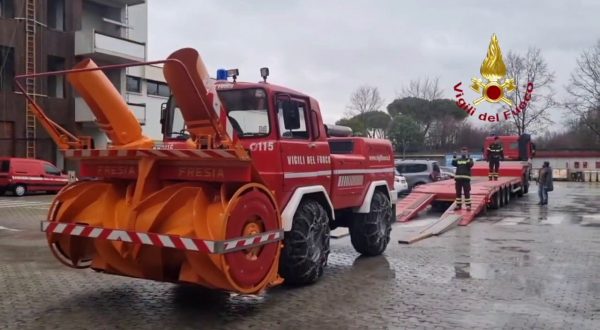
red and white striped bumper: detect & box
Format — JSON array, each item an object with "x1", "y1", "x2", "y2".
[
  {"x1": 41, "y1": 221, "x2": 283, "y2": 254},
  {"x1": 63, "y1": 148, "x2": 239, "y2": 159}
]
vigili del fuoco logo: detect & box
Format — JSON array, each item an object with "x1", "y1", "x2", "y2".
[{"x1": 454, "y1": 34, "x2": 534, "y2": 122}]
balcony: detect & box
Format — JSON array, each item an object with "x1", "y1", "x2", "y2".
[
  {"x1": 75, "y1": 97, "x2": 146, "y2": 124},
  {"x1": 75, "y1": 30, "x2": 145, "y2": 63}
]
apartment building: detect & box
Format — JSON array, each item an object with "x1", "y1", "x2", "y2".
[{"x1": 0, "y1": 0, "x2": 165, "y2": 169}]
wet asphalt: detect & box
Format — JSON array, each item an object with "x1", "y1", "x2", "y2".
[{"x1": 0, "y1": 182, "x2": 599, "y2": 329}]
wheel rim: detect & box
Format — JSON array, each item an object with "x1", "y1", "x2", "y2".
[
  {"x1": 15, "y1": 186, "x2": 25, "y2": 196},
  {"x1": 242, "y1": 221, "x2": 263, "y2": 261}
]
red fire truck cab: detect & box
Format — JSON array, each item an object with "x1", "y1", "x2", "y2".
[
  {"x1": 161, "y1": 73, "x2": 397, "y2": 284},
  {"x1": 483, "y1": 134, "x2": 536, "y2": 161}
]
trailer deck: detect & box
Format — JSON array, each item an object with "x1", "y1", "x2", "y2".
[{"x1": 396, "y1": 161, "x2": 530, "y2": 243}]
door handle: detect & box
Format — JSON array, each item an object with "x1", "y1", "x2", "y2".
[{"x1": 308, "y1": 143, "x2": 316, "y2": 149}]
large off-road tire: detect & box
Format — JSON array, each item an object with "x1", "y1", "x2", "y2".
[
  {"x1": 350, "y1": 191, "x2": 393, "y2": 256},
  {"x1": 280, "y1": 199, "x2": 330, "y2": 285}
]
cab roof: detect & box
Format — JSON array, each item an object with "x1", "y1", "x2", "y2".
[{"x1": 215, "y1": 80, "x2": 311, "y2": 99}]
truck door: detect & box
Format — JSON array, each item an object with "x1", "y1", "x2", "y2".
[
  {"x1": 43, "y1": 163, "x2": 67, "y2": 191},
  {"x1": 277, "y1": 97, "x2": 331, "y2": 193}
]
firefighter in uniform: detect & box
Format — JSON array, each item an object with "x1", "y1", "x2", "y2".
[
  {"x1": 487, "y1": 135, "x2": 504, "y2": 181},
  {"x1": 452, "y1": 147, "x2": 474, "y2": 211}
]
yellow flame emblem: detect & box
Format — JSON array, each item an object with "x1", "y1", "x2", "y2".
[{"x1": 471, "y1": 34, "x2": 516, "y2": 106}]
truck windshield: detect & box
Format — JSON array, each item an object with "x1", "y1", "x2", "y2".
[
  {"x1": 218, "y1": 88, "x2": 269, "y2": 137},
  {"x1": 163, "y1": 101, "x2": 188, "y2": 140},
  {"x1": 164, "y1": 88, "x2": 269, "y2": 139}
]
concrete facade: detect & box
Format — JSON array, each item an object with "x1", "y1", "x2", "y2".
[{"x1": 0, "y1": 0, "x2": 163, "y2": 169}]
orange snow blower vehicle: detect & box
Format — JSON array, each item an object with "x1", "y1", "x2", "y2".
[{"x1": 16, "y1": 48, "x2": 397, "y2": 294}]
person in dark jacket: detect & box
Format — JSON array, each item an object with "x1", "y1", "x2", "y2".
[
  {"x1": 487, "y1": 135, "x2": 504, "y2": 181},
  {"x1": 537, "y1": 161, "x2": 553, "y2": 205},
  {"x1": 452, "y1": 147, "x2": 474, "y2": 211}
]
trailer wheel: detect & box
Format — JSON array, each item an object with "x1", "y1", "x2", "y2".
[
  {"x1": 505, "y1": 187, "x2": 511, "y2": 204},
  {"x1": 280, "y1": 199, "x2": 330, "y2": 285},
  {"x1": 350, "y1": 191, "x2": 393, "y2": 256},
  {"x1": 489, "y1": 192, "x2": 501, "y2": 209}
]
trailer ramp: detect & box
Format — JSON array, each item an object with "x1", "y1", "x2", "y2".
[
  {"x1": 395, "y1": 193, "x2": 436, "y2": 222},
  {"x1": 397, "y1": 194, "x2": 487, "y2": 244},
  {"x1": 397, "y1": 213, "x2": 462, "y2": 244}
]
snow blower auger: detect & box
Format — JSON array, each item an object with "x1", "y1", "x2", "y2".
[{"x1": 16, "y1": 48, "x2": 284, "y2": 294}]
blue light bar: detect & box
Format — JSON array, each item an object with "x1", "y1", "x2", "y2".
[{"x1": 216, "y1": 69, "x2": 228, "y2": 80}]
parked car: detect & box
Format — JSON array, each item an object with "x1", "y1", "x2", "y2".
[
  {"x1": 394, "y1": 159, "x2": 442, "y2": 188},
  {"x1": 440, "y1": 166, "x2": 456, "y2": 174},
  {"x1": 0, "y1": 157, "x2": 69, "y2": 196},
  {"x1": 394, "y1": 169, "x2": 409, "y2": 195},
  {"x1": 440, "y1": 166, "x2": 456, "y2": 180}
]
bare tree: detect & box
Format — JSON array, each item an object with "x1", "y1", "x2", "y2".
[
  {"x1": 565, "y1": 40, "x2": 600, "y2": 138},
  {"x1": 400, "y1": 77, "x2": 443, "y2": 101},
  {"x1": 346, "y1": 85, "x2": 384, "y2": 136},
  {"x1": 505, "y1": 48, "x2": 556, "y2": 135}
]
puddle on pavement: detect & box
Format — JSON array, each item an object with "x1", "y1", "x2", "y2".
[
  {"x1": 537, "y1": 213, "x2": 583, "y2": 225},
  {"x1": 453, "y1": 253, "x2": 533, "y2": 279},
  {"x1": 453, "y1": 262, "x2": 499, "y2": 279}
]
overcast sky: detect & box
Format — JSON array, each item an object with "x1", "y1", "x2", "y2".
[{"x1": 147, "y1": 0, "x2": 600, "y2": 132}]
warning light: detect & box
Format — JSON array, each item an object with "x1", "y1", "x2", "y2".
[{"x1": 216, "y1": 69, "x2": 228, "y2": 81}]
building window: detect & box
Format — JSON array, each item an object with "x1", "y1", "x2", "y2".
[
  {"x1": 0, "y1": 46, "x2": 15, "y2": 92},
  {"x1": 48, "y1": 0, "x2": 65, "y2": 31},
  {"x1": 596, "y1": 161, "x2": 600, "y2": 169},
  {"x1": 126, "y1": 76, "x2": 141, "y2": 93},
  {"x1": 47, "y1": 56, "x2": 65, "y2": 98},
  {"x1": 574, "y1": 161, "x2": 580, "y2": 169},
  {"x1": 583, "y1": 161, "x2": 588, "y2": 169},
  {"x1": 0, "y1": 0, "x2": 15, "y2": 18},
  {"x1": 147, "y1": 80, "x2": 170, "y2": 97}
]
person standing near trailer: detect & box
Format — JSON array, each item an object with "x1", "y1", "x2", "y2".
[
  {"x1": 452, "y1": 147, "x2": 475, "y2": 211},
  {"x1": 487, "y1": 135, "x2": 504, "y2": 181},
  {"x1": 537, "y1": 161, "x2": 553, "y2": 205}
]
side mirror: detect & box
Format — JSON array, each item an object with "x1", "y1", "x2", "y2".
[
  {"x1": 160, "y1": 101, "x2": 168, "y2": 135},
  {"x1": 281, "y1": 100, "x2": 300, "y2": 130}
]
